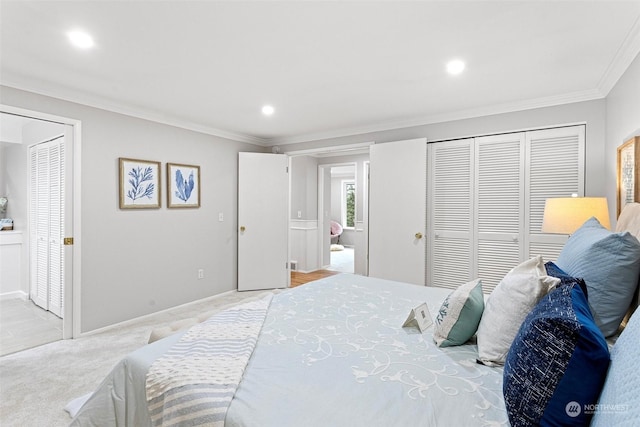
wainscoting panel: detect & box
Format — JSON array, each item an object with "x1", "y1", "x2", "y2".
[{"x1": 290, "y1": 220, "x2": 319, "y2": 273}]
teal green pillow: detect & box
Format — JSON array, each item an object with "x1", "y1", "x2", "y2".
[{"x1": 433, "y1": 279, "x2": 484, "y2": 347}]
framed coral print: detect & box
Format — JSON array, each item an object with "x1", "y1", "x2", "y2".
[
  {"x1": 167, "y1": 163, "x2": 200, "y2": 208},
  {"x1": 617, "y1": 136, "x2": 640, "y2": 217},
  {"x1": 119, "y1": 158, "x2": 161, "y2": 209}
]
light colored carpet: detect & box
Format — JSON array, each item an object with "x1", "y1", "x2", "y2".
[
  {"x1": 0, "y1": 289, "x2": 275, "y2": 427},
  {"x1": 328, "y1": 246, "x2": 354, "y2": 273},
  {"x1": 1, "y1": 298, "x2": 63, "y2": 356}
]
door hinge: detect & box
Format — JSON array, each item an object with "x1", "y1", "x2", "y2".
[{"x1": 64, "y1": 237, "x2": 74, "y2": 245}]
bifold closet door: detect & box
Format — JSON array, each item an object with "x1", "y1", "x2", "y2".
[
  {"x1": 427, "y1": 125, "x2": 585, "y2": 291},
  {"x1": 369, "y1": 138, "x2": 426, "y2": 285},
  {"x1": 29, "y1": 137, "x2": 65, "y2": 317},
  {"x1": 525, "y1": 126, "x2": 585, "y2": 261},
  {"x1": 427, "y1": 138, "x2": 474, "y2": 289},
  {"x1": 474, "y1": 133, "x2": 525, "y2": 291}
]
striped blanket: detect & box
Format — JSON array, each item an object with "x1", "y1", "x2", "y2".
[{"x1": 145, "y1": 295, "x2": 273, "y2": 426}]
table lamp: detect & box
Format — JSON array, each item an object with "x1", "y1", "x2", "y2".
[{"x1": 542, "y1": 197, "x2": 610, "y2": 234}]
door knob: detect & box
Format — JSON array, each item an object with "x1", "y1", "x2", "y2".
[
  {"x1": 415, "y1": 232, "x2": 423, "y2": 239},
  {"x1": 240, "y1": 226, "x2": 246, "y2": 232}
]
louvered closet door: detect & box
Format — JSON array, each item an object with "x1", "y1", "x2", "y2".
[
  {"x1": 526, "y1": 126, "x2": 584, "y2": 263},
  {"x1": 475, "y1": 133, "x2": 525, "y2": 291},
  {"x1": 29, "y1": 137, "x2": 65, "y2": 317},
  {"x1": 47, "y1": 140, "x2": 64, "y2": 317},
  {"x1": 427, "y1": 138, "x2": 474, "y2": 289},
  {"x1": 30, "y1": 146, "x2": 49, "y2": 310}
]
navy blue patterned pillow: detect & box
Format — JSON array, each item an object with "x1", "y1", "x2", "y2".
[
  {"x1": 503, "y1": 279, "x2": 610, "y2": 426},
  {"x1": 545, "y1": 261, "x2": 589, "y2": 296}
]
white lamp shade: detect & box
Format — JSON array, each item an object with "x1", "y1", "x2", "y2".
[{"x1": 542, "y1": 197, "x2": 610, "y2": 234}]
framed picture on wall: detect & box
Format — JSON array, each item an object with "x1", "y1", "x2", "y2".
[
  {"x1": 119, "y1": 158, "x2": 161, "y2": 209},
  {"x1": 167, "y1": 163, "x2": 200, "y2": 208},
  {"x1": 617, "y1": 136, "x2": 640, "y2": 217}
]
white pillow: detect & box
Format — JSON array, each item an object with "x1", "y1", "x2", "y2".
[{"x1": 476, "y1": 255, "x2": 559, "y2": 366}]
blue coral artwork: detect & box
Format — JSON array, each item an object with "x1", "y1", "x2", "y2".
[
  {"x1": 119, "y1": 158, "x2": 161, "y2": 209},
  {"x1": 167, "y1": 163, "x2": 200, "y2": 208}
]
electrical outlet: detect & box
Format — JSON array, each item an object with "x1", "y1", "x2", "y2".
[{"x1": 198, "y1": 269, "x2": 204, "y2": 279}]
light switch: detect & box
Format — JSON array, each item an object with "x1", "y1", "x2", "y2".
[
  {"x1": 297, "y1": 210, "x2": 302, "y2": 218},
  {"x1": 218, "y1": 212, "x2": 224, "y2": 222}
]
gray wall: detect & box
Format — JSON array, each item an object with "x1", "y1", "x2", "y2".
[
  {"x1": 1, "y1": 85, "x2": 264, "y2": 333},
  {"x1": 605, "y1": 52, "x2": 640, "y2": 226},
  {"x1": 289, "y1": 155, "x2": 318, "y2": 220}
]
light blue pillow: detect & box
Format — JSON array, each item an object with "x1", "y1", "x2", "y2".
[
  {"x1": 433, "y1": 279, "x2": 484, "y2": 347},
  {"x1": 556, "y1": 217, "x2": 640, "y2": 337},
  {"x1": 591, "y1": 306, "x2": 640, "y2": 426}
]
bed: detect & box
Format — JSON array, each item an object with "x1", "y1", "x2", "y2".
[{"x1": 69, "y1": 203, "x2": 640, "y2": 427}]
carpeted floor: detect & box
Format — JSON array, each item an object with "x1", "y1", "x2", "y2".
[
  {"x1": 328, "y1": 246, "x2": 354, "y2": 273},
  {"x1": 0, "y1": 289, "x2": 274, "y2": 427}
]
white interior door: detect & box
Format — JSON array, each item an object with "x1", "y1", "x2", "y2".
[
  {"x1": 238, "y1": 152, "x2": 289, "y2": 291},
  {"x1": 368, "y1": 138, "x2": 427, "y2": 285}
]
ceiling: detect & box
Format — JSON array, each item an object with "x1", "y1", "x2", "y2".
[{"x1": 2, "y1": 1, "x2": 640, "y2": 146}]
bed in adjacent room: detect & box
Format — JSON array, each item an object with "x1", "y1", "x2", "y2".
[{"x1": 69, "y1": 203, "x2": 640, "y2": 427}]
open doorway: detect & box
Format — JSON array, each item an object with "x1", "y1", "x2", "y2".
[
  {"x1": 320, "y1": 163, "x2": 356, "y2": 274},
  {"x1": 286, "y1": 143, "x2": 371, "y2": 279},
  {"x1": 0, "y1": 107, "x2": 79, "y2": 355}
]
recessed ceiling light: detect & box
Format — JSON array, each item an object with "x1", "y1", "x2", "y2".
[
  {"x1": 262, "y1": 105, "x2": 275, "y2": 116},
  {"x1": 67, "y1": 30, "x2": 94, "y2": 49},
  {"x1": 446, "y1": 59, "x2": 465, "y2": 75}
]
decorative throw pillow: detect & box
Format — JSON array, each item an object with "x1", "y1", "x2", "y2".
[
  {"x1": 591, "y1": 305, "x2": 640, "y2": 426},
  {"x1": 556, "y1": 217, "x2": 640, "y2": 337},
  {"x1": 476, "y1": 255, "x2": 559, "y2": 366},
  {"x1": 503, "y1": 280, "x2": 610, "y2": 427},
  {"x1": 545, "y1": 261, "x2": 587, "y2": 292},
  {"x1": 433, "y1": 279, "x2": 484, "y2": 347}
]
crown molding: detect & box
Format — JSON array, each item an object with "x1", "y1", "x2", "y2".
[
  {"x1": 597, "y1": 14, "x2": 640, "y2": 96},
  {"x1": 1, "y1": 75, "x2": 268, "y2": 146},
  {"x1": 267, "y1": 88, "x2": 605, "y2": 146}
]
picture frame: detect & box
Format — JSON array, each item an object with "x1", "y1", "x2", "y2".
[
  {"x1": 167, "y1": 163, "x2": 201, "y2": 208},
  {"x1": 119, "y1": 158, "x2": 161, "y2": 209},
  {"x1": 617, "y1": 136, "x2": 640, "y2": 217}
]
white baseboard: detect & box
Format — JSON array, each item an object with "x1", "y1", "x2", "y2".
[
  {"x1": 0, "y1": 290, "x2": 28, "y2": 301},
  {"x1": 78, "y1": 289, "x2": 238, "y2": 337},
  {"x1": 294, "y1": 268, "x2": 318, "y2": 274}
]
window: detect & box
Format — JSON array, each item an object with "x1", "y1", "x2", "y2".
[{"x1": 341, "y1": 180, "x2": 355, "y2": 228}]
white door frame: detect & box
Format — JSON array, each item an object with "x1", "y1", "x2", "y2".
[
  {"x1": 283, "y1": 142, "x2": 373, "y2": 274},
  {"x1": 1, "y1": 104, "x2": 81, "y2": 339}
]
